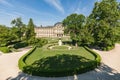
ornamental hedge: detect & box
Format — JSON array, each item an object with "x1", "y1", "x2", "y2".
[
  {"x1": 18, "y1": 47, "x2": 36, "y2": 70},
  {"x1": 18, "y1": 46, "x2": 101, "y2": 77},
  {"x1": 84, "y1": 46, "x2": 101, "y2": 66}
]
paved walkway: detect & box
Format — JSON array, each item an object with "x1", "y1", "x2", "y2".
[
  {"x1": 0, "y1": 48, "x2": 30, "y2": 80},
  {"x1": 0, "y1": 44, "x2": 120, "y2": 80}
]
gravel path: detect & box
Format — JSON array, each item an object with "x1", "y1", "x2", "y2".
[
  {"x1": 0, "y1": 48, "x2": 30, "y2": 80},
  {"x1": 0, "y1": 44, "x2": 120, "y2": 80}
]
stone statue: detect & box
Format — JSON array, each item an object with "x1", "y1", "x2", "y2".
[
  {"x1": 58, "y1": 37, "x2": 62, "y2": 46},
  {"x1": 74, "y1": 74, "x2": 78, "y2": 80}
]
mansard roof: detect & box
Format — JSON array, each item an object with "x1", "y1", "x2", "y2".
[
  {"x1": 35, "y1": 22, "x2": 62, "y2": 28},
  {"x1": 54, "y1": 22, "x2": 62, "y2": 26}
]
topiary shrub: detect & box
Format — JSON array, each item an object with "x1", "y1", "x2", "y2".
[{"x1": 0, "y1": 47, "x2": 11, "y2": 53}]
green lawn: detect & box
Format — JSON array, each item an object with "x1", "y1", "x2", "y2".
[
  {"x1": 43, "y1": 37, "x2": 71, "y2": 44},
  {"x1": 19, "y1": 44, "x2": 101, "y2": 77},
  {"x1": 52, "y1": 45, "x2": 69, "y2": 49},
  {"x1": 25, "y1": 46, "x2": 95, "y2": 65}
]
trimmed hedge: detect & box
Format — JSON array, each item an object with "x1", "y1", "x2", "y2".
[
  {"x1": 18, "y1": 46, "x2": 101, "y2": 77},
  {"x1": 23, "y1": 59, "x2": 97, "y2": 77},
  {"x1": 0, "y1": 47, "x2": 11, "y2": 53},
  {"x1": 84, "y1": 46, "x2": 101, "y2": 66},
  {"x1": 18, "y1": 47, "x2": 36, "y2": 70}
]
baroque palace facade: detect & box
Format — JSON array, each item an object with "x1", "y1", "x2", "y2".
[{"x1": 34, "y1": 22, "x2": 67, "y2": 38}]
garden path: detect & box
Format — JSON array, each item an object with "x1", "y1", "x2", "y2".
[
  {"x1": 0, "y1": 48, "x2": 30, "y2": 80},
  {"x1": 0, "y1": 44, "x2": 120, "y2": 80}
]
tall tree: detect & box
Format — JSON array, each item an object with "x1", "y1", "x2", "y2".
[
  {"x1": 26, "y1": 18, "x2": 35, "y2": 41},
  {"x1": 63, "y1": 14, "x2": 85, "y2": 47}
]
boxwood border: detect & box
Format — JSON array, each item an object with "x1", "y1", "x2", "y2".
[
  {"x1": 18, "y1": 46, "x2": 101, "y2": 77},
  {"x1": 18, "y1": 46, "x2": 36, "y2": 70},
  {"x1": 83, "y1": 46, "x2": 101, "y2": 66}
]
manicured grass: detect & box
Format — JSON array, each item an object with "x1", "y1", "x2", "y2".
[
  {"x1": 19, "y1": 44, "x2": 101, "y2": 77},
  {"x1": 44, "y1": 37, "x2": 71, "y2": 44},
  {"x1": 52, "y1": 45, "x2": 69, "y2": 49},
  {"x1": 25, "y1": 46, "x2": 95, "y2": 65}
]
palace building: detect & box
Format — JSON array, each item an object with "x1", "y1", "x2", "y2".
[{"x1": 35, "y1": 22, "x2": 67, "y2": 38}]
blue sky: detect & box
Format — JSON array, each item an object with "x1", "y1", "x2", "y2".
[{"x1": 0, "y1": 0, "x2": 120, "y2": 27}]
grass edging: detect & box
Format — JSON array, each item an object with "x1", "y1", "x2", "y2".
[{"x1": 18, "y1": 46, "x2": 36, "y2": 70}]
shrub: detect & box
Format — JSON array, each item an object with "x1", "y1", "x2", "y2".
[
  {"x1": 34, "y1": 38, "x2": 48, "y2": 47},
  {"x1": 0, "y1": 47, "x2": 11, "y2": 53},
  {"x1": 13, "y1": 42, "x2": 28, "y2": 49},
  {"x1": 101, "y1": 45, "x2": 115, "y2": 51},
  {"x1": 106, "y1": 45, "x2": 115, "y2": 51},
  {"x1": 27, "y1": 37, "x2": 36, "y2": 45},
  {"x1": 27, "y1": 38, "x2": 48, "y2": 47},
  {"x1": 6, "y1": 41, "x2": 21, "y2": 46}
]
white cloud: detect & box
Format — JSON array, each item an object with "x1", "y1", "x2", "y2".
[
  {"x1": 20, "y1": 6, "x2": 60, "y2": 18},
  {"x1": 0, "y1": 8, "x2": 25, "y2": 20},
  {"x1": 74, "y1": 7, "x2": 89, "y2": 15},
  {"x1": 44, "y1": 0, "x2": 64, "y2": 13},
  {"x1": 0, "y1": 0, "x2": 13, "y2": 7},
  {"x1": 73, "y1": 1, "x2": 91, "y2": 16}
]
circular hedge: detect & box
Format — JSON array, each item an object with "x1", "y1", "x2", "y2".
[
  {"x1": 48, "y1": 45, "x2": 72, "y2": 50},
  {"x1": 18, "y1": 46, "x2": 101, "y2": 77}
]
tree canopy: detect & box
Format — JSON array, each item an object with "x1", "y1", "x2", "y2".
[
  {"x1": 11, "y1": 17, "x2": 25, "y2": 41},
  {"x1": 63, "y1": 14, "x2": 86, "y2": 46},
  {"x1": 0, "y1": 25, "x2": 16, "y2": 46},
  {"x1": 26, "y1": 18, "x2": 35, "y2": 40},
  {"x1": 89, "y1": 0, "x2": 120, "y2": 50},
  {"x1": 63, "y1": 0, "x2": 120, "y2": 50},
  {"x1": 0, "y1": 0, "x2": 120, "y2": 51}
]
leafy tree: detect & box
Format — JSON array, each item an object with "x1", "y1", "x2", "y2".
[
  {"x1": 10, "y1": 27, "x2": 21, "y2": 41},
  {"x1": 89, "y1": 0, "x2": 120, "y2": 50},
  {"x1": 77, "y1": 17, "x2": 95, "y2": 46},
  {"x1": 11, "y1": 17, "x2": 24, "y2": 41},
  {"x1": 63, "y1": 14, "x2": 85, "y2": 47},
  {"x1": 0, "y1": 25, "x2": 15, "y2": 46}
]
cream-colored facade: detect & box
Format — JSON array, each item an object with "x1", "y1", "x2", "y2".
[{"x1": 35, "y1": 22, "x2": 66, "y2": 38}]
